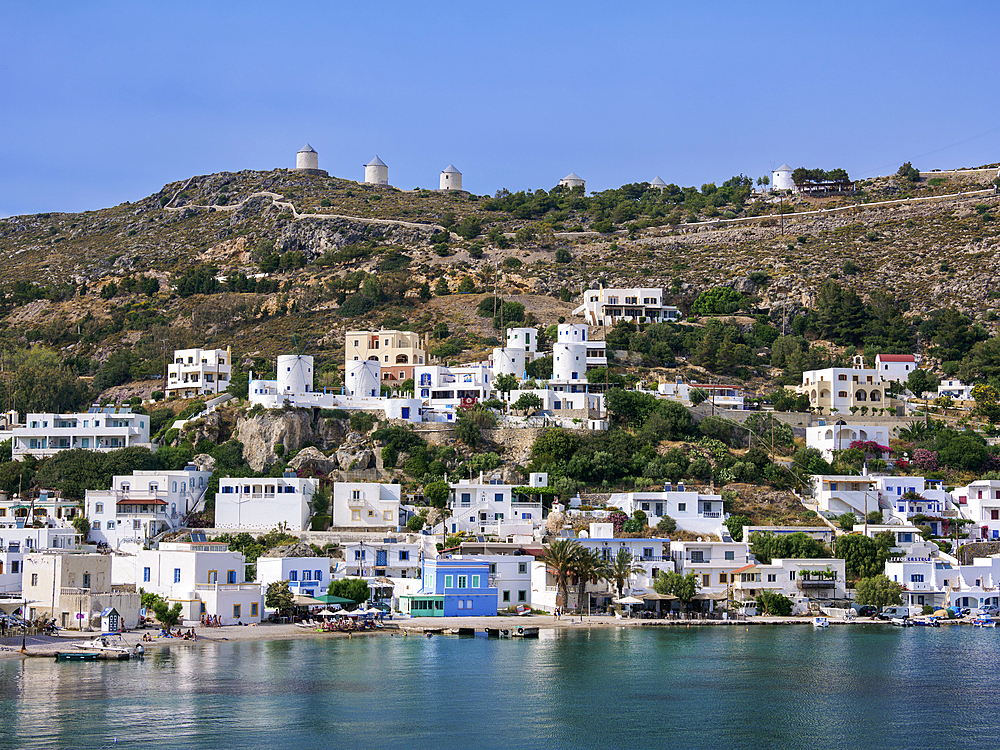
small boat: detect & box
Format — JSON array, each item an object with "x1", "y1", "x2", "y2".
[
  {"x1": 73, "y1": 633, "x2": 144, "y2": 657},
  {"x1": 510, "y1": 626, "x2": 539, "y2": 638},
  {"x1": 972, "y1": 617, "x2": 997, "y2": 628},
  {"x1": 56, "y1": 651, "x2": 99, "y2": 662},
  {"x1": 890, "y1": 617, "x2": 913, "y2": 627},
  {"x1": 912, "y1": 617, "x2": 941, "y2": 627},
  {"x1": 812, "y1": 617, "x2": 830, "y2": 628}
]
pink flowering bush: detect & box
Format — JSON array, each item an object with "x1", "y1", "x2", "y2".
[
  {"x1": 911, "y1": 448, "x2": 940, "y2": 472},
  {"x1": 849, "y1": 440, "x2": 890, "y2": 456},
  {"x1": 606, "y1": 508, "x2": 628, "y2": 536}
]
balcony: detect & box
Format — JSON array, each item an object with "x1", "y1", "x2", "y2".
[
  {"x1": 796, "y1": 579, "x2": 835, "y2": 590},
  {"x1": 347, "y1": 496, "x2": 365, "y2": 507},
  {"x1": 194, "y1": 583, "x2": 259, "y2": 592}
]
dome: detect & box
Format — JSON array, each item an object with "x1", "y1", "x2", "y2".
[
  {"x1": 366, "y1": 155, "x2": 387, "y2": 167},
  {"x1": 650, "y1": 176, "x2": 667, "y2": 186},
  {"x1": 563, "y1": 172, "x2": 583, "y2": 181},
  {"x1": 442, "y1": 164, "x2": 461, "y2": 174},
  {"x1": 298, "y1": 143, "x2": 317, "y2": 153}
]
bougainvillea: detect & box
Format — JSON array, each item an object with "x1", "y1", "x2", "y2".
[
  {"x1": 606, "y1": 508, "x2": 628, "y2": 536},
  {"x1": 911, "y1": 448, "x2": 940, "y2": 472},
  {"x1": 849, "y1": 440, "x2": 890, "y2": 456}
]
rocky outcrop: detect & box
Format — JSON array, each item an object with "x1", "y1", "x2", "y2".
[
  {"x1": 335, "y1": 431, "x2": 375, "y2": 471},
  {"x1": 235, "y1": 408, "x2": 350, "y2": 472},
  {"x1": 192, "y1": 454, "x2": 216, "y2": 472},
  {"x1": 266, "y1": 542, "x2": 317, "y2": 558},
  {"x1": 287, "y1": 446, "x2": 339, "y2": 476}
]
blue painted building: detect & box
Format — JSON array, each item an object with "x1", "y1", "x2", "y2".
[{"x1": 400, "y1": 558, "x2": 498, "y2": 617}]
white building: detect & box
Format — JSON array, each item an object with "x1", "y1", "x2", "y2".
[
  {"x1": 24, "y1": 551, "x2": 140, "y2": 630},
  {"x1": 657, "y1": 381, "x2": 745, "y2": 409},
  {"x1": 339, "y1": 538, "x2": 423, "y2": 579},
  {"x1": 772, "y1": 163, "x2": 794, "y2": 191},
  {"x1": 954, "y1": 480, "x2": 1000, "y2": 540},
  {"x1": 166, "y1": 347, "x2": 232, "y2": 399},
  {"x1": 331, "y1": 483, "x2": 402, "y2": 528},
  {"x1": 248, "y1": 353, "x2": 421, "y2": 422},
  {"x1": 4, "y1": 407, "x2": 151, "y2": 460},
  {"x1": 364, "y1": 155, "x2": 389, "y2": 185},
  {"x1": 649, "y1": 176, "x2": 668, "y2": 191},
  {"x1": 0, "y1": 489, "x2": 79, "y2": 528},
  {"x1": 0, "y1": 525, "x2": 81, "y2": 594},
  {"x1": 732, "y1": 557, "x2": 847, "y2": 604},
  {"x1": 874, "y1": 353, "x2": 916, "y2": 383},
  {"x1": 113, "y1": 539, "x2": 261, "y2": 626},
  {"x1": 606, "y1": 486, "x2": 725, "y2": 537},
  {"x1": 415, "y1": 364, "x2": 493, "y2": 421},
  {"x1": 214, "y1": 473, "x2": 318, "y2": 531},
  {"x1": 559, "y1": 172, "x2": 585, "y2": 189},
  {"x1": 671, "y1": 540, "x2": 751, "y2": 595},
  {"x1": 491, "y1": 327, "x2": 540, "y2": 379},
  {"x1": 295, "y1": 143, "x2": 319, "y2": 171},
  {"x1": 573, "y1": 287, "x2": 681, "y2": 327},
  {"x1": 447, "y1": 479, "x2": 544, "y2": 536},
  {"x1": 877, "y1": 477, "x2": 951, "y2": 531},
  {"x1": 806, "y1": 421, "x2": 893, "y2": 461},
  {"x1": 256, "y1": 556, "x2": 333, "y2": 599},
  {"x1": 810, "y1": 474, "x2": 879, "y2": 516},
  {"x1": 85, "y1": 465, "x2": 214, "y2": 548},
  {"x1": 439, "y1": 164, "x2": 462, "y2": 191},
  {"x1": 798, "y1": 367, "x2": 886, "y2": 413},
  {"x1": 938, "y1": 379, "x2": 974, "y2": 401}
]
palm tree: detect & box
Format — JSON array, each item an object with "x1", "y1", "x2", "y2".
[
  {"x1": 572, "y1": 549, "x2": 609, "y2": 616},
  {"x1": 543, "y1": 539, "x2": 581, "y2": 612},
  {"x1": 608, "y1": 549, "x2": 643, "y2": 608}
]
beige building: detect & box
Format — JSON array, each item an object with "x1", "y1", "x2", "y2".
[
  {"x1": 23, "y1": 552, "x2": 140, "y2": 630},
  {"x1": 345, "y1": 330, "x2": 426, "y2": 383},
  {"x1": 798, "y1": 367, "x2": 886, "y2": 414}
]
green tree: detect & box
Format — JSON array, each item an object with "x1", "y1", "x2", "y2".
[
  {"x1": 495, "y1": 373, "x2": 518, "y2": 398},
  {"x1": 838, "y1": 512, "x2": 858, "y2": 532},
  {"x1": 434, "y1": 277, "x2": 450, "y2": 296},
  {"x1": 406, "y1": 514, "x2": 425, "y2": 532},
  {"x1": 543, "y1": 539, "x2": 581, "y2": 612},
  {"x1": 151, "y1": 600, "x2": 183, "y2": 629},
  {"x1": 690, "y1": 287, "x2": 744, "y2": 316},
  {"x1": 265, "y1": 580, "x2": 295, "y2": 614},
  {"x1": 656, "y1": 515, "x2": 677, "y2": 534},
  {"x1": 607, "y1": 549, "x2": 643, "y2": 604},
  {"x1": 749, "y1": 531, "x2": 829, "y2": 564},
  {"x1": 513, "y1": 393, "x2": 543, "y2": 414},
  {"x1": 855, "y1": 574, "x2": 903, "y2": 610},
  {"x1": 424, "y1": 480, "x2": 450, "y2": 509},
  {"x1": 724, "y1": 514, "x2": 752, "y2": 542},
  {"x1": 653, "y1": 570, "x2": 698, "y2": 604},
  {"x1": 689, "y1": 388, "x2": 708, "y2": 406},
  {"x1": 455, "y1": 216, "x2": 483, "y2": 240},
  {"x1": 573, "y1": 549, "x2": 608, "y2": 614},
  {"x1": 329, "y1": 578, "x2": 371, "y2": 608},
  {"x1": 834, "y1": 533, "x2": 893, "y2": 580},
  {"x1": 756, "y1": 589, "x2": 793, "y2": 616}
]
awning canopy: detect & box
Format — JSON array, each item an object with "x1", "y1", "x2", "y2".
[
  {"x1": 639, "y1": 592, "x2": 678, "y2": 601},
  {"x1": 614, "y1": 596, "x2": 645, "y2": 605},
  {"x1": 292, "y1": 594, "x2": 324, "y2": 606},
  {"x1": 117, "y1": 498, "x2": 167, "y2": 506},
  {"x1": 313, "y1": 594, "x2": 356, "y2": 605}
]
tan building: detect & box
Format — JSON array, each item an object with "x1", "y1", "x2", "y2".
[
  {"x1": 345, "y1": 330, "x2": 426, "y2": 383},
  {"x1": 23, "y1": 552, "x2": 140, "y2": 630}
]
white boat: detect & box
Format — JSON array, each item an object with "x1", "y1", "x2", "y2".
[
  {"x1": 73, "y1": 633, "x2": 143, "y2": 656},
  {"x1": 972, "y1": 617, "x2": 997, "y2": 628},
  {"x1": 890, "y1": 617, "x2": 913, "y2": 627},
  {"x1": 812, "y1": 617, "x2": 830, "y2": 628}
]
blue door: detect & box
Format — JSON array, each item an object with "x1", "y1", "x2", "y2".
[{"x1": 376, "y1": 550, "x2": 388, "y2": 567}]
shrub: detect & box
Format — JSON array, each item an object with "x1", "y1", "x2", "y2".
[
  {"x1": 274, "y1": 443, "x2": 285, "y2": 457},
  {"x1": 555, "y1": 248, "x2": 572, "y2": 263},
  {"x1": 350, "y1": 412, "x2": 377, "y2": 434}
]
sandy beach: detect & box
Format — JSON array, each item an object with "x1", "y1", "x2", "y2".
[{"x1": 0, "y1": 613, "x2": 911, "y2": 660}]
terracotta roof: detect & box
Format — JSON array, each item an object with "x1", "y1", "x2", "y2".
[
  {"x1": 731, "y1": 563, "x2": 757, "y2": 575},
  {"x1": 116, "y1": 498, "x2": 167, "y2": 506},
  {"x1": 876, "y1": 354, "x2": 915, "y2": 362}
]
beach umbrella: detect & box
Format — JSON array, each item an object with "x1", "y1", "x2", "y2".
[
  {"x1": 292, "y1": 594, "x2": 324, "y2": 607},
  {"x1": 614, "y1": 596, "x2": 644, "y2": 605}
]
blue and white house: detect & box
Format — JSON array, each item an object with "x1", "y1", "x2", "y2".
[
  {"x1": 256, "y1": 556, "x2": 332, "y2": 599},
  {"x1": 399, "y1": 558, "x2": 498, "y2": 617}
]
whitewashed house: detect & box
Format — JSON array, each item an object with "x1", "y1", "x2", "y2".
[
  {"x1": 573, "y1": 287, "x2": 680, "y2": 327},
  {"x1": 952, "y1": 480, "x2": 1000, "y2": 540},
  {"x1": 798, "y1": 367, "x2": 886, "y2": 414},
  {"x1": 606, "y1": 485, "x2": 725, "y2": 537},
  {"x1": 806, "y1": 421, "x2": 893, "y2": 461},
  {"x1": 447, "y1": 478, "x2": 544, "y2": 536},
  {"x1": 214, "y1": 474, "x2": 318, "y2": 531},
  {"x1": 0, "y1": 526, "x2": 81, "y2": 594},
  {"x1": 256, "y1": 556, "x2": 333, "y2": 599},
  {"x1": 732, "y1": 557, "x2": 847, "y2": 605},
  {"x1": 85, "y1": 466, "x2": 213, "y2": 548},
  {"x1": 874, "y1": 353, "x2": 916, "y2": 383},
  {"x1": 0, "y1": 489, "x2": 79, "y2": 528},
  {"x1": 113, "y1": 539, "x2": 261, "y2": 626},
  {"x1": 937, "y1": 379, "x2": 974, "y2": 401},
  {"x1": 166, "y1": 347, "x2": 232, "y2": 399},
  {"x1": 811, "y1": 474, "x2": 879, "y2": 516},
  {"x1": 772, "y1": 164, "x2": 794, "y2": 191},
  {"x1": 671, "y1": 540, "x2": 751, "y2": 595},
  {"x1": 339, "y1": 539, "x2": 424, "y2": 579},
  {"x1": 415, "y1": 364, "x2": 493, "y2": 421},
  {"x1": 331, "y1": 483, "x2": 403, "y2": 528},
  {"x1": 657, "y1": 381, "x2": 745, "y2": 409},
  {"x1": 4, "y1": 407, "x2": 151, "y2": 460}
]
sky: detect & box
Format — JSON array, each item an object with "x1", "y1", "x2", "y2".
[{"x1": 2, "y1": 1, "x2": 999, "y2": 218}]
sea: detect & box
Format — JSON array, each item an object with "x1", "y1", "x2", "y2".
[{"x1": 0, "y1": 624, "x2": 995, "y2": 750}]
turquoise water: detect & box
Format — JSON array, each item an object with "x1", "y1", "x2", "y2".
[{"x1": 0, "y1": 625, "x2": 996, "y2": 749}]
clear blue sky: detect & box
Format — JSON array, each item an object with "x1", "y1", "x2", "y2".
[{"x1": 2, "y1": 1, "x2": 998, "y2": 217}]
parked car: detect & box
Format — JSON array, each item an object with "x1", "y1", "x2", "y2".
[
  {"x1": 976, "y1": 605, "x2": 999, "y2": 617},
  {"x1": 852, "y1": 604, "x2": 878, "y2": 617},
  {"x1": 877, "y1": 606, "x2": 911, "y2": 621}
]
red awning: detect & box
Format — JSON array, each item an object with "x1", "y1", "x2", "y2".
[{"x1": 116, "y1": 498, "x2": 167, "y2": 506}]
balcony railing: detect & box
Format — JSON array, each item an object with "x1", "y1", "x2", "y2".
[
  {"x1": 194, "y1": 583, "x2": 259, "y2": 592},
  {"x1": 347, "y1": 496, "x2": 365, "y2": 507},
  {"x1": 796, "y1": 579, "x2": 835, "y2": 589}
]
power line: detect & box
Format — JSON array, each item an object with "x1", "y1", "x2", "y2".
[{"x1": 857, "y1": 124, "x2": 1000, "y2": 178}]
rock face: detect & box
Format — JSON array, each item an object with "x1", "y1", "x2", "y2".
[
  {"x1": 235, "y1": 409, "x2": 349, "y2": 472},
  {"x1": 287, "y1": 446, "x2": 339, "y2": 476},
  {"x1": 335, "y1": 431, "x2": 374, "y2": 471},
  {"x1": 267, "y1": 542, "x2": 317, "y2": 558},
  {"x1": 192, "y1": 454, "x2": 216, "y2": 472}
]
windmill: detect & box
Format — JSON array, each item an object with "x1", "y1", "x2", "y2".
[{"x1": 279, "y1": 333, "x2": 316, "y2": 397}]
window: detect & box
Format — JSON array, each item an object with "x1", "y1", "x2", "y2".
[
  {"x1": 445, "y1": 575, "x2": 454, "y2": 588},
  {"x1": 208, "y1": 571, "x2": 218, "y2": 584},
  {"x1": 143, "y1": 567, "x2": 151, "y2": 583},
  {"x1": 643, "y1": 547, "x2": 654, "y2": 559},
  {"x1": 701, "y1": 574, "x2": 710, "y2": 587},
  {"x1": 367, "y1": 510, "x2": 375, "y2": 518},
  {"x1": 31, "y1": 573, "x2": 38, "y2": 586},
  {"x1": 289, "y1": 570, "x2": 298, "y2": 581},
  {"x1": 83, "y1": 573, "x2": 91, "y2": 588},
  {"x1": 719, "y1": 573, "x2": 728, "y2": 584},
  {"x1": 472, "y1": 575, "x2": 480, "y2": 588},
  {"x1": 518, "y1": 590, "x2": 527, "y2": 603},
  {"x1": 351, "y1": 510, "x2": 361, "y2": 521},
  {"x1": 315, "y1": 570, "x2": 323, "y2": 581},
  {"x1": 458, "y1": 575, "x2": 468, "y2": 588},
  {"x1": 678, "y1": 503, "x2": 686, "y2": 512},
  {"x1": 383, "y1": 510, "x2": 393, "y2": 522},
  {"x1": 457, "y1": 600, "x2": 465, "y2": 610},
  {"x1": 251, "y1": 602, "x2": 259, "y2": 618},
  {"x1": 95, "y1": 503, "x2": 103, "y2": 514},
  {"x1": 725, "y1": 551, "x2": 735, "y2": 561},
  {"x1": 767, "y1": 574, "x2": 777, "y2": 582},
  {"x1": 233, "y1": 604, "x2": 241, "y2": 620},
  {"x1": 518, "y1": 562, "x2": 527, "y2": 575},
  {"x1": 789, "y1": 571, "x2": 796, "y2": 580},
  {"x1": 502, "y1": 590, "x2": 511, "y2": 602},
  {"x1": 174, "y1": 568, "x2": 181, "y2": 583},
  {"x1": 690, "y1": 551, "x2": 704, "y2": 563},
  {"x1": 107, "y1": 521, "x2": 114, "y2": 529},
  {"x1": 399, "y1": 551, "x2": 410, "y2": 561},
  {"x1": 911, "y1": 574, "x2": 924, "y2": 583}
]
